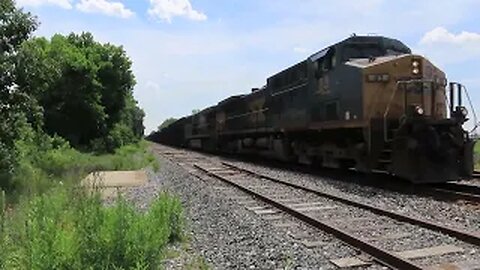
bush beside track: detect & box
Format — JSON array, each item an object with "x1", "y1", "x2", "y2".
[
  {"x1": 0, "y1": 141, "x2": 187, "y2": 270},
  {"x1": 1, "y1": 3, "x2": 187, "y2": 269},
  {"x1": 0, "y1": 190, "x2": 183, "y2": 270}
]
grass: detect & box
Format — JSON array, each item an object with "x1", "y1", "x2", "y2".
[
  {"x1": 9, "y1": 139, "x2": 158, "y2": 201},
  {"x1": 0, "y1": 135, "x2": 193, "y2": 269},
  {"x1": 0, "y1": 187, "x2": 184, "y2": 270}
]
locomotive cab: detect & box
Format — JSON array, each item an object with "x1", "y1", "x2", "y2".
[
  {"x1": 357, "y1": 44, "x2": 475, "y2": 183},
  {"x1": 307, "y1": 35, "x2": 475, "y2": 183}
]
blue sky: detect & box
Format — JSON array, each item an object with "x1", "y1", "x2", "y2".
[{"x1": 17, "y1": 0, "x2": 480, "y2": 132}]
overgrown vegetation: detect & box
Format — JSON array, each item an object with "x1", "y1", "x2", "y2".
[
  {"x1": 10, "y1": 125, "x2": 158, "y2": 199},
  {"x1": 16, "y1": 32, "x2": 144, "y2": 152},
  {"x1": 0, "y1": 189, "x2": 183, "y2": 270},
  {"x1": 158, "y1": 118, "x2": 178, "y2": 131},
  {"x1": 1, "y1": 1, "x2": 146, "y2": 192},
  {"x1": 1, "y1": 3, "x2": 190, "y2": 269}
]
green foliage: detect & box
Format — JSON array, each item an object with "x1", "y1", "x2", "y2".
[
  {"x1": 16, "y1": 32, "x2": 143, "y2": 151},
  {"x1": 9, "y1": 128, "x2": 158, "y2": 196},
  {"x1": 0, "y1": 0, "x2": 38, "y2": 190},
  {"x1": 158, "y1": 118, "x2": 178, "y2": 131},
  {"x1": 0, "y1": 188, "x2": 184, "y2": 270}
]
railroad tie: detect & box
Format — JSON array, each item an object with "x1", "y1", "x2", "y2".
[{"x1": 331, "y1": 245, "x2": 464, "y2": 268}]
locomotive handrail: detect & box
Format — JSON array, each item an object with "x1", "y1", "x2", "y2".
[
  {"x1": 383, "y1": 79, "x2": 437, "y2": 142},
  {"x1": 461, "y1": 85, "x2": 479, "y2": 134},
  {"x1": 225, "y1": 108, "x2": 269, "y2": 121},
  {"x1": 383, "y1": 81, "x2": 409, "y2": 142},
  {"x1": 271, "y1": 82, "x2": 308, "y2": 97}
]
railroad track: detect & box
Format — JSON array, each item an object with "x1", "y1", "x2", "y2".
[
  {"x1": 155, "y1": 145, "x2": 480, "y2": 205},
  {"x1": 425, "y1": 182, "x2": 480, "y2": 205},
  {"x1": 157, "y1": 148, "x2": 480, "y2": 269},
  {"x1": 429, "y1": 182, "x2": 480, "y2": 203}
]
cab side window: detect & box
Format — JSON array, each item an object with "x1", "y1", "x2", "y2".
[
  {"x1": 315, "y1": 48, "x2": 336, "y2": 79},
  {"x1": 315, "y1": 48, "x2": 336, "y2": 95}
]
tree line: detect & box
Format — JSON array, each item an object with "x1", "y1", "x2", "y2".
[{"x1": 0, "y1": 0, "x2": 144, "y2": 190}]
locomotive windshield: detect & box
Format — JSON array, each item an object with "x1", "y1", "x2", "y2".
[
  {"x1": 342, "y1": 38, "x2": 411, "y2": 61},
  {"x1": 383, "y1": 38, "x2": 411, "y2": 55},
  {"x1": 342, "y1": 43, "x2": 384, "y2": 60}
]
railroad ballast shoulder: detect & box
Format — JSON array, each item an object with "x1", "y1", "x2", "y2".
[{"x1": 150, "y1": 35, "x2": 476, "y2": 183}]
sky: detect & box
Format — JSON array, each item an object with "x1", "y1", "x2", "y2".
[{"x1": 16, "y1": 0, "x2": 480, "y2": 133}]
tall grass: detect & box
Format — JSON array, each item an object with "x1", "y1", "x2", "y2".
[
  {"x1": 0, "y1": 187, "x2": 183, "y2": 270},
  {"x1": 9, "y1": 139, "x2": 158, "y2": 201}
]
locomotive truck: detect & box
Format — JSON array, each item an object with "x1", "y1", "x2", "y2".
[{"x1": 150, "y1": 35, "x2": 476, "y2": 183}]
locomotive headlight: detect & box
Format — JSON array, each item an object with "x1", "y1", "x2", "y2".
[
  {"x1": 460, "y1": 106, "x2": 468, "y2": 117},
  {"x1": 411, "y1": 59, "x2": 422, "y2": 75},
  {"x1": 415, "y1": 105, "x2": 424, "y2": 116}
]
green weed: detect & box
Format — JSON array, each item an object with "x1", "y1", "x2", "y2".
[
  {"x1": 0, "y1": 187, "x2": 183, "y2": 270},
  {"x1": 8, "y1": 139, "x2": 158, "y2": 201}
]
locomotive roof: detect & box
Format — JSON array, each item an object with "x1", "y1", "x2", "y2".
[
  {"x1": 309, "y1": 35, "x2": 411, "y2": 61},
  {"x1": 218, "y1": 94, "x2": 246, "y2": 106}
]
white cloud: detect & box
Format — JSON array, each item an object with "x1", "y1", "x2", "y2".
[
  {"x1": 417, "y1": 27, "x2": 480, "y2": 65},
  {"x1": 76, "y1": 0, "x2": 134, "y2": 19},
  {"x1": 421, "y1": 27, "x2": 480, "y2": 45},
  {"x1": 16, "y1": 0, "x2": 73, "y2": 9},
  {"x1": 148, "y1": 0, "x2": 207, "y2": 22}
]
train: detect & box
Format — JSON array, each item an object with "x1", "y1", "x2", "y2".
[{"x1": 148, "y1": 35, "x2": 476, "y2": 184}]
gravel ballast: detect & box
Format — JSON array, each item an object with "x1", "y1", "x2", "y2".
[
  {"x1": 120, "y1": 145, "x2": 480, "y2": 269},
  {"x1": 135, "y1": 154, "x2": 363, "y2": 269},
  {"x1": 221, "y1": 158, "x2": 480, "y2": 232}
]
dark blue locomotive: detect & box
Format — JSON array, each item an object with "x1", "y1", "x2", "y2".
[{"x1": 150, "y1": 35, "x2": 476, "y2": 183}]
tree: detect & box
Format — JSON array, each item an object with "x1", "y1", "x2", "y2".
[
  {"x1": 0, "y1": 0, "x2": 38, "y2": 188},
  {"x1": 15, "y1": 32, "x2": 143, "y2": 152},
  {"x1": 158, "y1": 118, "x2": 177, "y2": 131}
]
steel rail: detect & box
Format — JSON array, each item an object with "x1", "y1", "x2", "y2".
[
  {"x1": 432, "y1": 182, "x2": 480, "y2": 196},
  {"x1": 194, "y1": 164, "x2": 425, "y2": 270},
  {"x1": 423, "y1": 183, "x2": 480, "y2": 204},
  {"x1": 221, "y1": 162, "x2": 480, "y2": 247}
]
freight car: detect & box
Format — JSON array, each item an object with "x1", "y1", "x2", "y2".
[{"x1": 151, "y1": 35, "x2": 477, "y2": 183}]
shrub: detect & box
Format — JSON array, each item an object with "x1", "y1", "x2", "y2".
[
  {"x1": 0, "y1": 187, "x2": 183, "y2": 270},
  {"x1": 7, "y1": 132, "x2": 158, "y2": 200}
]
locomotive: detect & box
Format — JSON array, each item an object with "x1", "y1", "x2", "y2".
[{"x1": 150, "y1": 35, "x2": 476, "y2": 183}]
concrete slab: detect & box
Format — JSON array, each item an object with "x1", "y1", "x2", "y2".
[
  {"x1": 82, "y1": 170, "x2": 148, "y2": 198},
  {"x1": 83, "y1": 171, "x2": 148, "y2": 187}
]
